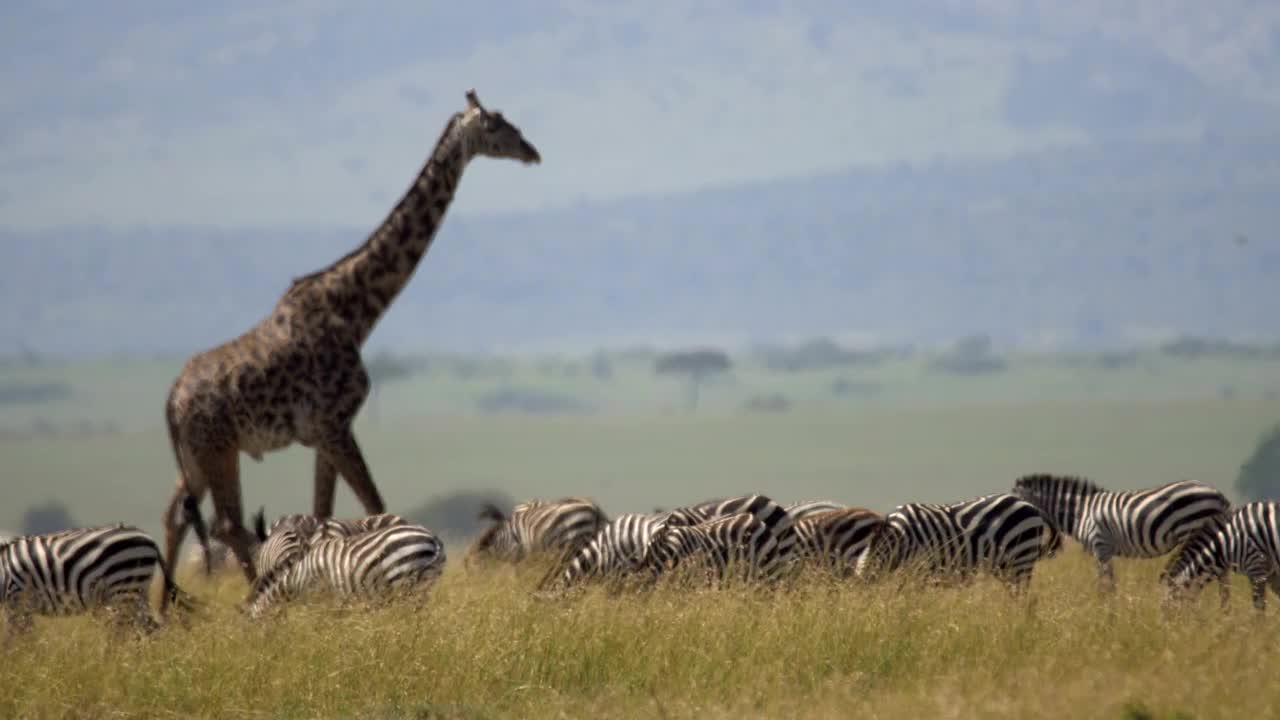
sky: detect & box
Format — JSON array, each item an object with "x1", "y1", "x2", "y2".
[{"x1": 4, "y1": 1, "x2": 1280, "y2": 230}]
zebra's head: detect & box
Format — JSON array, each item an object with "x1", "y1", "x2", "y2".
[
  {"x1": 1162, "y1": 520, "x2": 1230, "y2": 602},
  {"x1": 640, "y1": 521, "x2": 683, "y2": 578},
  {"x1": 466, "y1": 504, "x2": 518, "y2": 566},
  {"x1": 855, "y1": 520, "x2": 903, "y2": 582}
]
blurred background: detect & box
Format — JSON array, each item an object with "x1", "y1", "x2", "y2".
[{"x1": 2, "y1": 2, "x2": 1278, "y2": 546}]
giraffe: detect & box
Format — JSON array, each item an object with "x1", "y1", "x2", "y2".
[{"x1": 161, "y1": 89, "x2": 541, "y2": 586}]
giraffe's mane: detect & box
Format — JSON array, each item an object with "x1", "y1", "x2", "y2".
[{"x1": 282, "y1": 112, "x2": 466, "y2": 298}]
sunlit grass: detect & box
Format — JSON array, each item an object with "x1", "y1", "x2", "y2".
[{"x1": 3, "y1": 548, "x2": 1278, "y2": 719}]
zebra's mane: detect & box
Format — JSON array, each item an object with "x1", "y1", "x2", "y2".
[{"x1": 1016, "y1": 473, "x2": 1102, "y2": 495}]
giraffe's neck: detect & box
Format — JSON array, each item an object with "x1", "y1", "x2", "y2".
[{"x1": 294, "y1": 117, "x2": 471, "y2": 345}]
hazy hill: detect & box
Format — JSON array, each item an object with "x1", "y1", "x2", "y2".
[{"x1": 3, "y1": 133, "x2": 1278, "y2": 356}]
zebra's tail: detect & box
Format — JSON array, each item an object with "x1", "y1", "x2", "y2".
[
  {"x1": 252, "y1": 506, "x2": 269, "y2": 542},
  {"x1": 182, "y1": 491, "x2": 212, "y2": 563}
]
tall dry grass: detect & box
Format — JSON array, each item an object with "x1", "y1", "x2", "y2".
[{"x1": 2, "y1": 548, "x2": 1277, "y2": 719}]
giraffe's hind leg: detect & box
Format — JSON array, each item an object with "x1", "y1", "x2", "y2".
[
  {"x1": 162, "y1": 477, "x2": 208, "y2": 577},
  {"x1": 199, "y1": 447, "x2": 259, "y2": 586}
]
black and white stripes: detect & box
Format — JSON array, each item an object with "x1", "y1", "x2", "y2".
[
  {"x1": 642, "y1": 512, "x2": 788, "y2": 586},
  {"x1": 247, "y1": 524, "x2": 446, "y2": 618},
  {"x1": 542, "y1": 512, "x2": 668, "y2": 591},
  {"x1": 858, "y1": 494, "x2": 1059, "y2": 590},
  {"x1": 1165, "y1": 501, "x2": 1280, "y2": 610},
  {"x1": 0, "y1": 524, "x2": 188, "y2": 634},
  {"x1": 1012, "y1": 474, "x2": 1229, "y2": 590},
  {"x1": 792, "y1": 508, "x2": 885, "y2": 577},
  {"x1": 467, "y1": 497, "x2": 608, "y2": 564}
]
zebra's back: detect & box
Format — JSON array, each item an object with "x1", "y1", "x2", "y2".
[
  {"x1": 785, "y1": 500, "x2": 847, "y2": 522},
  {"x1": 793, "y1": 508, "x2": 885, "y2": 576},
  {"x1": 862, "y1": 495, "x2": 1056, "y2": 587},
  {"x1": 469, "y1": 497, "x2": 608, "y2": 563},
  {"x1": 666, "y1": 494, "x2": 797, "y2": 562},
  {"x1": 549, "y1": 512, "x2": 666, "y2": 589},
  {"x1": 645, "y1": 512, "x2": 784, "y2": 586},
  {"x1": 0, "y1": 524, "x2": 163, "y2": 616}
]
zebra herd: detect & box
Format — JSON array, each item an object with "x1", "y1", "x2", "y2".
[{"x1": 4, "y1": 473, "x2": 1280, "y2": 640}]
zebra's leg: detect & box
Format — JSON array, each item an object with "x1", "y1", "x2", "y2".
[
  {"x1": 1251, "y1": 577, "x2": 1268, "y2": 612},
  {"x1": 1267, "y1": 573, "x2": 1280, "y2": 601},
  {"x1": 1093, "y1": 548, "x2": 1117, "y2": 594},
  {"x1": 1, "y1": 604, "x2": 33, "y2": 648},
  {"x1": 1218, "y1": 575, "x2": 1232, "y2": 610}
]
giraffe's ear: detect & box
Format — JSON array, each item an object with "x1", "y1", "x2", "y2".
[{"x1": 465, "y1": 89, "x2": 485, "y2": 113}]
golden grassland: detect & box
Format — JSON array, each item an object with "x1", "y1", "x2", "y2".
[{"x1": 2, "y1": 549, "x2": 1278, "y2": 720}]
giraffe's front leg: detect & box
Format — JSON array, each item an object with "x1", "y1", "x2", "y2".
[
  {"x1": 313, "y1": 453, "x2": 337, "y2": 518},
  {"x1": 318, "y1": 427, "x2": 386, "y2": 516}
]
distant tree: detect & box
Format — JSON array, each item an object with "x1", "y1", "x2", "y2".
[
  {"x1": 589, "y1": 352, "x2": 614, "y2": 381},
  {"x1": 929, "y1": 334, "x2": 1007, "y2": 376},
  {"x1": 655, "y1": 348, "x2": 732, "y2": 411},
  {"x1": 22, "y1": 500, "x2": 75, "y2": 535},
  {"x1": 1237, "y1": 423, "x2": 1280, "y2": 502},
  {"x1": 365, "y1": 350, "x2": 415, "y2": 423}
]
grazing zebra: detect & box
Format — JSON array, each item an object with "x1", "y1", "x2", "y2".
[
  {"x1": 1012, "y1": 474, "x2": 1230, "y2": 591},
  {"x1": 1165, "y1": 502, "x2": 1280, "y2": 611},
  {"x1": 857, "y1": 494, "x2": 1059, "y2": 591},
  {"x1": 665, "y1": 494, "x2": 798, "y2": 563},
  {"x1": 246, "y1": 524, "x2": 446, "y2": 618},
  {"x1": 1, "y1": 524, "x2": 191, "y2": 637},
  {"x1": 792, "y1": 508, "x2": 885, "y2": 577},
  {"x1": 642, "y1": 512, "x2": 787, "y2": 586},
  {"x1": 785, "y1": 500, "x2": 847, "y2": 522},
  {"x1": 247, "y1": 509, "x2": 408, "y2": 575},
  {"x1": 539, "y1": 512, "x2": 668, "y2": 591},
  {"x1": 467, "y1": 497, "x2": 608, "y2": 565}
]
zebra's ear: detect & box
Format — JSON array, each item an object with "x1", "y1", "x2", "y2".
[{"x1": 477, "y1": 504, "x2": 506, "y2": 523}]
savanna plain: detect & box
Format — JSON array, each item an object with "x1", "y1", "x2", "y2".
[{"x1": 2, "y1": 349, "x2": 1278, "y2": 718}]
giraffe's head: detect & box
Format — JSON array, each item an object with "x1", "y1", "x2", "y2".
[{"x1": 455, "y1": 89, "x2": 541, "y2": 165}]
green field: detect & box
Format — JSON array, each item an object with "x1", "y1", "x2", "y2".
[{"x1": 3, "y1": 551, "x2": 1279, "y2": 719}]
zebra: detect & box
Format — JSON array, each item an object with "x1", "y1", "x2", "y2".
[
  {"x1": 1011, "y1": 474, "x2": 1230, "y2": 591},
  {"x1": 785, "y1": 500, "x2": 847, "y2": 522},
  {"x1": 665, "y1": 494, "x2": 798, "y2": 563},
  {"x1": 246, "y1": 524, "x2": 446, "y2": 618},
  {"x1": 792, "y1": 508, "x2": 885, "y2": 578},
  {"x1": 642, "y1": 512, "x2": 787, "y2": 587},
  {"x1": 467, "y1": 497, "x2": 608, "y2": 565},
  {"x1": 539, "y1": 512, "x2": 668, "y2": 591},
  {"x1": 1, "y1": 524, "x2": 192, "y2": 638},
  {"x1": 857, "y1": 493, "x2": 1060, "y2": 591},
  {"x1": 256, "y1": 509, "x2": 408, "y2": 541},
  {"x1": 1165, "y1": 501, "x2": 1280, "y2": 611}
]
